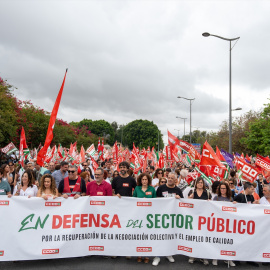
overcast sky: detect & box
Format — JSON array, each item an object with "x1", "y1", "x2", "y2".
[{"x1": 1, "y1": 0, "x2": 270, "y2": 145}]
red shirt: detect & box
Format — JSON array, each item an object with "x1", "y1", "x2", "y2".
[{"x1": 86, "y1": 180, "x2": 112, "y2": 196}]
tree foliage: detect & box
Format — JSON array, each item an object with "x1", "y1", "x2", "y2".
[{"x1": 123, "y1": 119, "x2": 164, "y2": 150}]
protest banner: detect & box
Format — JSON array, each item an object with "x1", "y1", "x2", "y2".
[{"x1": 0, "y1": 196, "x2": 270, "y2": 262}]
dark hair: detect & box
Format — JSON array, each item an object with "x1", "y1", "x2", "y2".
[
  {"x1": 165, "y1": 168, "x2": 172, "y2": 172},
  {"x1": 230, "y1": 170, "x2": 236, "y2": 178},
  {"x1": 96, "y1": 168, "x2": 104, "y2": 175},
  {"x1": 229, "y1": 178, "x2": 236, "y2": 186},
  {"x1": 154, "y1": 168, "x2": 164, "y2": 178},
  {"x1": 101, "y1": 161, "x2": 106, "y2": 167},
  {"x1": 175, "y1": 169, "x2": 180, "y2": 176},
  {"x1": 112, "y1": 170, "x2": 119, "y2": 178},
  {"x1": 217, "y1": 181, "x2": 232, "y2": 198},
  {"x1": 195, "y1": 176, "x2": 206, "y2": 190},
  {"x1": 55, "y1": 164, "x2": 61, "y2": 170},
  {"x1": 149, "y1": 166, "x2": 155, "y2": 171},
  {"x1": 137, "y1": 173, "x2": 152, "y2": 186},
  {"x1": 244, "y1": 182, "x2": 253, "y2": 190},
  {"x1": 119, "y1": 161, "x2": 129, "y2": 169},
  {"x1": 212, "y1": 181, "x2": 220, "y2": 193},
  {"x1": 159, "y1": 177, "x2": 167, "y2": 185},
  {"x1": 22, "y1": 169, "x2": 35, "y2": 187},
  {"x1": 60, "y1": 161, "x2": 69, "y2": 167}
]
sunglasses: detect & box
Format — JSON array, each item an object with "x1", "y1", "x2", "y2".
[
  {"x1": 68, "y1": 170, "x2": 76, "y2": 173},
  {"x1": 158, "y1": 172, "x2": 163, "y2": 174},
  {"x1": 160, "y1": 181, "x2": 166, "y2": 184}
]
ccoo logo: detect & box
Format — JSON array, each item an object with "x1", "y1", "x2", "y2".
[
  {"x1": 263, "y1": 253, "x2": 270, "y2": 258},
  {"x1": 0, "y1": 201, "x2": 9, "y2": 206},
  {"x1": 42, "y1": 249, "x2": 59, "y2": 255},
  {"x1": 222, "y1": 206, "x2": 237, "y2": 212},
  {"x1": 0, "y1": 251, "x2": 4, "y2": 256},
  {"x1": 89, "y1": 246, "x2": 104, "y2": 251},
  {"x1": 264, "y1": 209, "x2": 270, "y2": 214},
  {"x1": 90, "y1": 201, "x2": 105, "y2": 205},
  {"x1": 136, "y1": 247, "x2": 152, "y2": 252},
  {"x1": 137, "y1": 202, "x2": 152, "y2": 206},
  {"x1": 179, "y1": 202, "x2": 194, "y2": 208},
  {"x1": 178, "y1": 246, "x2": 192, "y2": 253},
  {"x1": 221, "y1": 250, "x2": 236, "y2": 256},
  {"x1": 45, "y1": 202, "x2": 61, "y2": 207}
]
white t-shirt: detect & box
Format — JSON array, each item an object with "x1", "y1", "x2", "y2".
[
  {"x1": 260, "y1": 196, "x2": 270, "y2": 205},
  {"x1": 152, "y1": 178, "x2": 159, "y2": 190},
  {"x1": 13, "y1": 185, "x2": 38, "y2": 197}
]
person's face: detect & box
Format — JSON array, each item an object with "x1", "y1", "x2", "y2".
[
  {"x1": 61, "y1": 165, "x2": 68, "y2": 173},
  {"x1": 44, "y1": 164, "x2": 48, "y2": 169},
  {"x1": 48, "y1": 163, "x2": 55, "y2": 171},
  {"x1": 145, "y1": 167, "x2": 150, "y2": 173},
  {"x1": 85, "y1": 173, "x2": 90, "y2": 182},
  {"x1": 5, "y1": 165, "x2": 10, "y2": 172},
  {"x1": 113, "y1": 171, "x2": 119, "y2": 178},
  {"x1": 259, "y1": 174, "x2": 263, "y2": 181},
  {"x1": 165, "y1": 171, "x2": 169, "y2": 177},
  {"x1": 263, "y1": 187, "x2": 270, "y2": 198},
  {"x1": 27, "y1": 163, "x2": 34, "y2": 170},
  {"x1": 157, "y1": 171, "x2": 163, "y2": 179},
  {"x1": 106, "y1": 162, "x2": 111, "y2": 169},
  {"x1": 98, "y1": 161, "x2": 101, "y2": 166},
  {"x1": 196, "y1": 180, "x2": 204, "y2": 189},
  {"x1": 9, "y1": 163, "x2": 14, "y2": 170},
  {"x1": 160, "y1": 179, "x2": 166, "y2": 185},
  {"x1": 141, "y1": 176, "x2": 148, "y2": 186},
  {"x1": 119, "y1": 166, "x2": 128, "y2": 176},
  {"x1": 22, "y1": 173, "x2": 29, "y2": 186},
  {"x1": 220, "y1": 185, "x2": 227, "y2": 196},
  {"x1": 44, "y1": 177, "x2": 52, "y2": 189},
  {"x1": 95, "y1": 170, "x2": 104, "y2": 183},
  {"x1": 229, "y1": 181, "x2": 234, "y2": 188},
  {"x1": 167, "y1": 174, "x2": 175, "y2": 187},
  {"x1": 82, "y1": 163, "x2": 88, "y2": 169},
  {"x1": 247, "y1": 186, "x2": 254, "y2": 195},
  {"x1": 68, "y1": 167, "x2": 77, "y2": 180}
]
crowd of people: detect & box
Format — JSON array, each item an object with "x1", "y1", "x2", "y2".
[{"x1": 0, "y1": 157, "x2": 269, "y2": 267}]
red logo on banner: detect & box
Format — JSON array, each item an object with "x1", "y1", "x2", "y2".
[
  {"x1": 178, "y1": 246, "x2": 192, "y2": 253},
  {"x1": 264, "y1": 209, "x2": 270, "y2": 214},
  {"x1": 136, "y1": 247, "x2": 152, "y2": 252},
  {"x1": 45, "y1": 202, "x2": 61, "y2": 207},
  {"x1": 0, "y1": 201, "x2": 9, "y2": 206},
  {"x1": 222, "y1": 206, "x2": 237, "y2": 212},
  {"x1": 42, "y1": 249, "x2": 59, "y2": 255},
  {"x1": 89, "y1": 246, "x2": 104, "y2": 251},
  {"x1": 0, "y1": 251, "x2": 4, "y2": 256},
  {"x1": 220, "y1": 250, "x2": 236, "y2": 256},
  {"x1": 137, "y1": 202, "x2": 152, "y2": 206},
  {"x1": 179, "y1": 202, "x2": 194, "y2": 208},
  {"x1": 90, "y1": 201, "x2": 105, "y2": 205},
  {"x1": 263, "y1": 253, "x2": 270, "y2": 258}
]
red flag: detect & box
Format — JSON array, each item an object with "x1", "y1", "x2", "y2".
[
  {"x1": 80, "y1": 145, "x2": 85, "y2": 163},
  {"x1": 19, "y1": 126, "x2": 28, "y2": 166},
  {"x1": 235, "y1": 157, "x2": 259, "y2": 182},
  {"x1": 37, "y1": 69, "x2": 68, "y2": 166},
  {"x1": 200, "y1": 141, "x2": 225, "y2": 167},
  {"x1": 216, "y1": 146, "x2": 226, "y2": 162},
  {"x1": 168, "y1": 130, "x2": 180, "y2": 148}
]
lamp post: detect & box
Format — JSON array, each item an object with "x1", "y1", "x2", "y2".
[
  {"x1": 176, "y1": 116, "x2": 187, "y2": 139},
  {"x1": 202, "y1": 32, "x2": 240, "y2": 154},
  {"x1": 174, "y1": 129, "x2": 180, "y2": 139},
  {"x1": 177, "y1": 97, "x2": 195, "y2": 144}
]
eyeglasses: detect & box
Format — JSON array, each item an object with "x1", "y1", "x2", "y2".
[
  {"x1": 68, "y1": 170, "x2": 76, "y2": 173},
  {"x1": 158, "y1": 172, "x2": 163, "y2": 174},
  {"x1": 229, "y1": 183, "x2": 234, "y2": 185},
  {"x1": 83, "y1": 165, "x2": 87, "y2": 167},
  {"x1": 94, "y1": 174, "x2": 102, "y2": 176},
  {"x1": 160, "y1": 181, "x2": 166, "y2": 184}
]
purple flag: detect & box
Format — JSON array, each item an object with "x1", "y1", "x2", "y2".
[
  {"x1": 220, "y1": 149, "x2": 234, "y2": 169},
  {"x1": 235, "y1": 152, "x2": 241, "y2": 158}
]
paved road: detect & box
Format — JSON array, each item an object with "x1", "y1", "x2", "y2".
[{"x1": 0, "y1": 255, "x2": 267, "y2": 270}]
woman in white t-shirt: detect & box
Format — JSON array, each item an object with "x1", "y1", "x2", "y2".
[{"x1": 13, "y1": 169, "x2": 38, "y2": 197}]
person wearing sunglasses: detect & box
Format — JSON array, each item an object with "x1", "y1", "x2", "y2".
[
  {"x1": 58, "y1": 164, "x2": 86, "y2": 199},
  {"x1": 152, "y1": 168, "x2": 164, "y2": 190}
]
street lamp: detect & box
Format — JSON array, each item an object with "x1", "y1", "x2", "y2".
[
  {"x1": 176, "y1": 116, "x2": 187, "y2": 139},
  {"x1": 174, "y1": 129, "x2": 180, "y2": 138},
  {"x1": 202, "y1": 32, "x2": 240, "y2": 154},
  {"x1": 177, "y1": 97, "x2": 195, "y2": 144}
]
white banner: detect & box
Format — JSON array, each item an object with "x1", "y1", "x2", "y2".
[{"x1": 0, "y1": 196, "x2": 270, "y2": 262}]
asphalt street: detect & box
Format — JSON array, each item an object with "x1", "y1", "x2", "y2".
[{"x1": 0, "y1": 255, "x2": 268, "y2": 270}]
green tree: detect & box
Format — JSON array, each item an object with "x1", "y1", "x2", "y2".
[
  {"x1": 0, "y1": 79, "x2": 19, "y2": 145},
  {"x1": 241, "y1": 102, "x2": 270, "y2": 155},
  {"x1": 123, "y1": 119, "x2": 164, "y2": 150},
  {"x1": 75, "y1": 119, "x2": 115, "y2": 145}
]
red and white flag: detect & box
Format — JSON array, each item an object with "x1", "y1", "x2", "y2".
[
  {"x1": 19, "y1": 127, "x2": 28, "y2": 166},
  {"x1": 37, "y1": 69, "x2": 68, "y2": 166}
]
